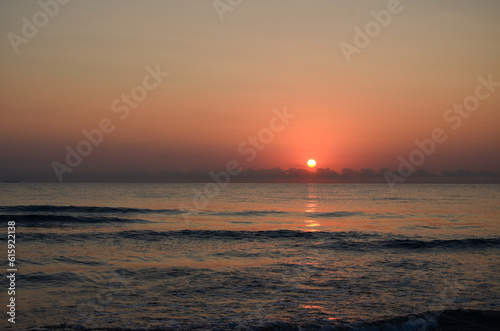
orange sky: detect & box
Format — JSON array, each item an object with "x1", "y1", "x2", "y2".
[{"x1": 1, "y1": 0, "x2": 499, "y2": 181}]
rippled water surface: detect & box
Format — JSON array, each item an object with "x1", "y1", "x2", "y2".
[{"x1": 1, "y1": 183, "x2": 499, "y2": 329}]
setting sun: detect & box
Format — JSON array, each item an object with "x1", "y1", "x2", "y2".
[{"x1": 307, "y1": 159, "x2": 317, "y2": 168}]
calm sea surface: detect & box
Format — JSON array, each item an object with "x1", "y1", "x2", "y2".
[{"x1": 1, "y1": 183, "x2": 499, "y2": 330}]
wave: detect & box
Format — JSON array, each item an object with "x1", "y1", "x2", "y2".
[
  {"x1": 0, "y1": 205, "x2": 377, "y2": 218},
  {"x1": 214, "y1": 210, "x2": 288, "y2": 216},
  {"x1": 15, "y1": 229, "x2": 327, "y2": 243},
  {"x1": 345, "y1": 309, "x2": 500, "y2": 331},
  {"x1": 383, "y1": 238, "x2": 500, "y2": 250},
  {"x1": 315, "y1": 236, "x2": 500, "y2": 251},
  {"x1": 0, "y1": 214, "x2": 149, "y2": 226},
  {"x1": 0, "y1": 205, "x2": 290, "y2": 220},
  {"x1": 19, "y1": 271, "x2": 99, "y2": 288},
  {"x1": 0, "y1": 204, "x2": 184, "y2": 215},
  {"x1": 313, "y1": 211, "x2": 363, "y2": 218},
  {"x1": 0, "y1": 205, "x2": 405, "y2": 222},
  {"x1": 30, "y1": 309, "x2": 500, "y2": 330},
  {"x1": 14, "y1": 230, "x2": 500, "y2": 250}
]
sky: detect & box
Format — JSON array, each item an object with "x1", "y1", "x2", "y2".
[{"x1": 1, "y1": 0, "x2": 499, "y2": 182}]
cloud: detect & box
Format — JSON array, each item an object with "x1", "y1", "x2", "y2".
[{"x1": 5, "y1": 167, "x2": 496, "y2": 183}]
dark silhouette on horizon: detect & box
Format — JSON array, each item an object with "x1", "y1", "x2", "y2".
[{"x1": 3, "y1": 167, "x2": 497, "y2": 183}]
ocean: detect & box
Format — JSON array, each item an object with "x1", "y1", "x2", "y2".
[{"x1": 1, "y1": 183, "x2": 499, "y2": 330}]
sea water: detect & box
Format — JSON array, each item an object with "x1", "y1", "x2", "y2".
[{"x1": 0, "y1": 183, "x2": 499, "y2": 330}]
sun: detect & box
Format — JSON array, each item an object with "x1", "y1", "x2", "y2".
[{"x1": 307, "y1": 159, "x2": 316, "y2": 168}]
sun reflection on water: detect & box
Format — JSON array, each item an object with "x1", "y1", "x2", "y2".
[{"x1": 304, "y1": 183, "x2": 320, "y2": 231}]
